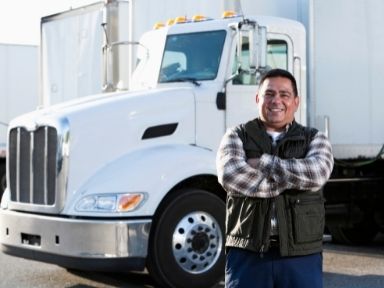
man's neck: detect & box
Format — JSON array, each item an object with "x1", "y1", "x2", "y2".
[{"x1": 263, "y1": 121, "x2": 292, "y2": 133}]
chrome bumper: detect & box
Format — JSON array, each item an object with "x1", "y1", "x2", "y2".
[{"x1": 0, "y1": 209, "x2": 151, "y2": 270}]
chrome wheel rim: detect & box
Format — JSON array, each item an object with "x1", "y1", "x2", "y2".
[{"x1": 172, "y1": 211, "x2": 223, "y2": 274}]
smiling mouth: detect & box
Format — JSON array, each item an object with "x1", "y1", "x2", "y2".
[{"x1": 269, "y1": 108, "x2": 284, "y2": 112}]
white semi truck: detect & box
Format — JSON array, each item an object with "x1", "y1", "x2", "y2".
[
  {"x1": 0, "y1": 43, "x2": 38, "y2": 197},
  {"x1": 1, "y1": 0, "x2": 384, "y2": 287},
  {"x1": 1, "y1": 0, "x2": 222, "y2": 198}
]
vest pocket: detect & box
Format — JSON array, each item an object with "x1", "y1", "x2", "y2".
[
  {"x1": 226, "y1": 195, "x2": 265, "y2": 240},
  {"x1": 290, "y1": 195, "x2": 325, "y2": 244}
]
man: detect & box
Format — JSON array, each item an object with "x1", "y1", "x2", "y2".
[{"x1": 216, "y1": 69, "x2": 334, "y2": 288}]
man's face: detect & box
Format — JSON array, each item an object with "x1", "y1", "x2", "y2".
[{"x1": 256, "y1": 76, "x2": 299, "y2": 132}]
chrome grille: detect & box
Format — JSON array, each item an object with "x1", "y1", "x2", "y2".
[{"x1": 9, "y1": 126, "x2": 58, "y2": 205}]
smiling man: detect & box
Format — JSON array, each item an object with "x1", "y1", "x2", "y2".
[{"x1": 216, "y1": 69, "x2": 334, "y2": 288}]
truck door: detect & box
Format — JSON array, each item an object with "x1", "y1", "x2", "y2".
[{"x1": 225, "y1": 33, "x2": 297, "y2": 128}]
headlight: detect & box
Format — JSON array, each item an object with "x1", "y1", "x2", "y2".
[{"x1": 76, "y1": 193, "x2": 146, "y2": 212}]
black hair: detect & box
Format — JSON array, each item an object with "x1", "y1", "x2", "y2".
[{"x1": 259, "y1": 68, "x2": 298, "y2": 96}]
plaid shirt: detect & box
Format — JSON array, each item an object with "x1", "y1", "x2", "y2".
[{"x1": 216, "y1": 126, "x2": 334, "y2": 198}]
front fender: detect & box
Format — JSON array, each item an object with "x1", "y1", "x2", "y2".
[{"x1": 64, "y1": 144, "x2": 217, "y2": 217}]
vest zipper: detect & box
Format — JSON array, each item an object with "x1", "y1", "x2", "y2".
[{"x1": 259, "y1": 140, "x2": 280, "y2": 258}]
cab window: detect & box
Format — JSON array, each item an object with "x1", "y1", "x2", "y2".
[
  {"x1": 233, "y1": 39, "x2": 288, "y2": 85},
  {"x1": 159, "y1": 30, "x2": 226, "y2": 83}
]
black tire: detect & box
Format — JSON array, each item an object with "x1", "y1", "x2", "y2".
[
  {"x1": 147, "y1": 188, "x2": 225, "y2": 288},
  {"x1": 328, "y1": 222, "x2": 379, "y2": 245},
  {"x1": 0, "y1": 162, "x2": 6, "y2": 199}
]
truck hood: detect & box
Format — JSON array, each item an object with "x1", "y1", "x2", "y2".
[{"x1": 10, "y1": 87, "x2": 196, "y2": 199}]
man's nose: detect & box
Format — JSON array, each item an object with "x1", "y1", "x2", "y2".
[{"x1": 270, "y1": 95, "x2": 282, "y2": 103}]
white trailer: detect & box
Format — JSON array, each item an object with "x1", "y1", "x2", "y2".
[
  {"x1": 1, "y1": 0, "x2": 384, "y2": 287},
  {"x1": 0, "y1": 43, "x2": 38, "y2": 196}
]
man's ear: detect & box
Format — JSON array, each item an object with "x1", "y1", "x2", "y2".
[
  {"x1": 294, "y1": 96, "x2": 300, "y2": 111},
  {"x1": 256, "y1": 93, "x2": 260, "y2": 104}
]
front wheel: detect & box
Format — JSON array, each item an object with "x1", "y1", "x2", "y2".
[{"x1": 147, "y1": 188, "x2": 225, "y2": 288}]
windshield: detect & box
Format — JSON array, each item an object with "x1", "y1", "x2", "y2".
[{"x1": 159, "y1": 30, "x2": 226, "y2": 83}]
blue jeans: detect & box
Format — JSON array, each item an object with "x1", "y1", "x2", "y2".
[{"x1": 225, "y1": 247, "x2": 323, "y2": 288}]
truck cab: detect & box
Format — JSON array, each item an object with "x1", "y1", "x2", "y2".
[{"x1": 0, "y1": 13, "x2": 305, "y2": 288}]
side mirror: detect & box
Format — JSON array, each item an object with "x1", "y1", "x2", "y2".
[
  {"x1": 249, "y1": 25, "x2": 267, "y2": 71},
  {"x1": 227, "y1": 20, "x2": 268, "y2": 85}
]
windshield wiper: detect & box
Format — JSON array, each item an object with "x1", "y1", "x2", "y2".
[{"x1": 162, "y1": 77, "x2": 201, "y2": 86}]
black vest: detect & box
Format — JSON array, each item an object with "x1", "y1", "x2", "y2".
[{"x1": 225, "y1": 119, "x2": 325, "y2": 256}]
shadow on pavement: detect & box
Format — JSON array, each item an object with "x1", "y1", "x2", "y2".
[{"x1": 66, "y1": 269, "x2": 158, "y2": 288}]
